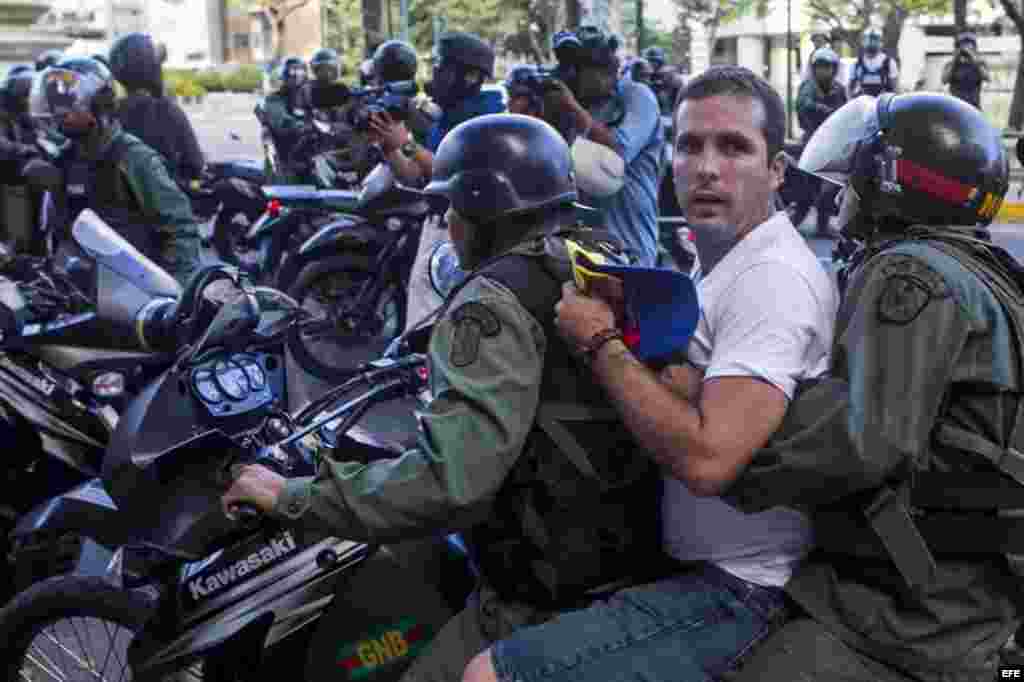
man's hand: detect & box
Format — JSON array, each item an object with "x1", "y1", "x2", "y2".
[
  {"x1": 554, "y1": 281, "x2": 619, "y2": 353},
  {"x1": 222, "y1": 464, "x2": 286, "y2": 519},
  {"x1": 368, "y1": 110, "x2": 410, "y2": 154}
]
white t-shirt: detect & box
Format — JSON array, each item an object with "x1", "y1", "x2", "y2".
[{"x1": 661, "y1": 211, "x2": 839, "y2": 588}]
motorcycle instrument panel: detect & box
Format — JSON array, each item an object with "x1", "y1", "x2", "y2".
[{"x1": 190, "y1": 354, "x2": 275, "y2": 416}]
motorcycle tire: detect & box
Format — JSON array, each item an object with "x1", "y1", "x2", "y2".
[
  {"x1": 0, "y1": 575, "x2": 154, "y2": 681},
  {"x1": 286, "y1": 255, "x2": 407, "y2": 383}
]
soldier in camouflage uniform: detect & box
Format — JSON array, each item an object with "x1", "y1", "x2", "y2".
[
  {"x1": 28, "y1": 57, "x2": 201, "y2": 284},
  {"x1": 223, "y1": 114, "x2": 665, "y2": 682},
  {"x1": 724, "y1": 92, "x2": 1022, "y2": 681}
]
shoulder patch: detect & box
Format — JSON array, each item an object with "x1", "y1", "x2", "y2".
[
  {"x1": 877, "y1": 274, "x2": 932, "y2": 325},
  {"x1": 449, "y1": 301, "x2": 502, "y2": 367},
  {"x1": 878, "y1": 255, "x2": 951, "y2": 298}
]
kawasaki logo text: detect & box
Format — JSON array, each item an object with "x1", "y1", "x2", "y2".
[{"x1": 188, "y1": 531, "x2": 297, "y2": 600}]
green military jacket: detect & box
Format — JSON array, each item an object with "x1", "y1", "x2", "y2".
[
  {"x1": 104, "y1": 127, "x2": 201, "y2": 285},
  {"x1": 724, "y1": 232, "x2": 1022, "y2": 680},
  {"x1": 274, "y1": 275, "x2": 545, "y2": 542},
  {"x1": 262, "y1": 91, "x2": 309, "y2": 184}
]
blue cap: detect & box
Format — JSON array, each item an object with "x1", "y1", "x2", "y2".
[{"x1": 569, "y1": 243, "x2": 699, "y2": 362}]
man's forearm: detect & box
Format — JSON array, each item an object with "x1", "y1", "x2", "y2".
[{"x1": 590, "y1": 339, "x2": 711, "y2": 483}]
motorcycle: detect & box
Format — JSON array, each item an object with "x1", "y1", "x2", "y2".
[
  {"x1": 0, "y1": 210, "x2": 305, "y2": 602},
  {"x1": 279, "y1": 163, "x2": 431, "y2": 382},
  {"x1": 190, "y1": 135, "x2": 268, "y2": 250},
  {"x1": 0, "y1": 242, "x2": 475, "y2": 682}
]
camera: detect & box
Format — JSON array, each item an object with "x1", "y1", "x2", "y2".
[{"x1": 345, "y1": 80, "x2": 418, "y2": 133}]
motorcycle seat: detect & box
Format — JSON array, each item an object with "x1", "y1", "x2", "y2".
[{"x1": 261, "y1": 185, "x2": 321, "y2": 202}]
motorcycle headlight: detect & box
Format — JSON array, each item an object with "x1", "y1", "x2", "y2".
[{"x1": 428, "y1": 240, "x2": 466, "y2": 300}]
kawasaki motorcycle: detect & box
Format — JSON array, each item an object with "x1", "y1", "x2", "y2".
[{"x1": 0, "y1": 241, "x2": 475, "y2": 681}]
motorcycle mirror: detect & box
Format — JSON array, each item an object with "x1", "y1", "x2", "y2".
[
  {"x1": 384, "y1": 80, "x2": 418, "y2": 97},
  {"x1": 428, "y1": 240, "x2": 466, "y2": 300},
  {"x1": 189, "y1": 280, "x2": 261, "y2": 356},
  {"x1": 310, "y1": 82, "x2": 352, "y2": 109}
]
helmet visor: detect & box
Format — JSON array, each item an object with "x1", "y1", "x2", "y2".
[
  {"x1": 798, "y1": 95, "x2": 879, "y2": 179},
  {"x1": 29, "y1": 68, "x2": 106, "y2": 121}
]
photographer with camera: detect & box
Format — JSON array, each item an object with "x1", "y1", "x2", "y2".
[
  {"x1": 942, "y1": 32, "x2": 989, "y2": 110},
  {"x1": 542, "y1": 25, "x2": 663, "y2": 266},
  {"x1": 367, "y1": 32, "x2": 503, "y2": 188},
  {"x1": 368, "y1": 32, "x2": 505, "y2": 334}
]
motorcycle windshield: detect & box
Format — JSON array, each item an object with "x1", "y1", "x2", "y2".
[
  {"x1": 71, "y1": 209, "x2": 181, "y2": 300},
  {"x1": 798, "y1": 95, "x2": 880, "y2": 179}
]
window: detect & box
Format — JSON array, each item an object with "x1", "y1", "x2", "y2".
[{"x1": 233, "y1": 33, "x2": 251, "y2": 49}]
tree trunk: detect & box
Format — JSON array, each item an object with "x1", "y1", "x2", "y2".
[
  {"x1": 275, "y1": 17, "x2": 287, "y2": 58},
  {"x1": 954, "y1": 0, "x2": 967, "y2": 35},
  {"x1": 1010, "y1": 38, "x2": 1024, "y2": 129},
  {"x1": 362, "y1": 0, "x2": 385, "y2": 55},
  {"x1": 881, "y1": 5, "x2": 907, "y2": 67},
  {"x1": 566, "y1": 0, "x2": 581, "y2": 26},
  {"x1": 997, "y1": 0, "x2": 1024, "y2": 128},
  {"x1": 674, "y1": 18, "x2": 693, "y2": 72}
]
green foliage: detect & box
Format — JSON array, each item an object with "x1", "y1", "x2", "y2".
[
  {"x1": 322, "y1": 0, "x2": 367, "y2": 76},
  {"x1": 194, "y1": 70, "x2": 226, "y2": 92},
  {"x1": 220, "y1": 65, "x2": 264, "y2": 92},
  {"x1": 805, "y1": 0, "x2": 950, "y2": 53}
]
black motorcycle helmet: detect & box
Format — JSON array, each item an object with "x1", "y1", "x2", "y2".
[
  {"x1": 642, "y1": 46, "x2": 666, "y2": 70},
  {"x1": 373, "y1": 40, "x2": 418, "y2": 84},
  {"x1": 29, "y1": 57, "x2": 118, "y2": 137},
  {"x1": 277, "y1": 56, "x2": 307, "y2": 90},
  {"x1": 0, "y1": 64, "x2": 35, "y2": 115},
  {"x1": 420, "y1": 114, "x2": 576, "y2": 256},
  {"x1": 428, "y1": 32, "x2": 494, "y2": 108},
  {"x1": 433, "y1": 32, "x2": 495, "y2": 77},
  {"x1": 310, "y1": 47, "x2": 342, "y2": 84},
  {"x1": 799, "y1": 92, "x2": 1009, "y2": 236},
  {"x1": 35, "y1": 49, "x2": 63, "y2": 72},
  {"x1": 108, "y1": 32, "x2": 162, "y2": 95},
  {"x1": 955, "y1": 32, "x2": 978, "y2": 49},
  {"x1": 553, "y1": 25, "x2": 620, "y2": 70}
]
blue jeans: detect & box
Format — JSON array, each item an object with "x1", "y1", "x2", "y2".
[{"x1": 491, "y1": 563, "x2": 789, "y2": 682}]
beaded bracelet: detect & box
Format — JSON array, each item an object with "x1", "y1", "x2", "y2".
[{"x1": 583, "y1": 327, "x2": 624, "y2": 366}]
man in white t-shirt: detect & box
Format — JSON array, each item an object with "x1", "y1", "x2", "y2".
[{"x1": 462, "y1": 66, "x2": 838, "y2": 682}]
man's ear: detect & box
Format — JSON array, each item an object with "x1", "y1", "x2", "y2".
[{"x1": 769, "y1": 151, "x2": 787, "y2": 192}]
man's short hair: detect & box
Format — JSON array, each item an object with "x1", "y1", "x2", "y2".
[{"x1": 675, "y1": 66, "x2": 786, "y2": 163}]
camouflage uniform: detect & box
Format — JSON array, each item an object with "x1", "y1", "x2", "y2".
[
  {"x1": 724, "y1": 229, "x2": 1024, "y2": 681},
  {"x1": 273, "y1": 228, "x2": 663, "y2": 681}
]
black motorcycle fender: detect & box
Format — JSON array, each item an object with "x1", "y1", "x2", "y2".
[
  {"x1": 10, "y1": 477, "x2": 129, "y2": 549},
  {"x1": 275, "y1": 221, "x2": 377, "y2": 293},
  {"x1": 297, "y1": 216, "x2": 374, "y2": 260}
]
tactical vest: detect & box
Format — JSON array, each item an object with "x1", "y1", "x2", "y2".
[
  {"x1": 60, "y1": 136, "x2": 158, "y2": 262},
  {"x1": 453, "y1": 227, "x2": 665, "y2": 608},
  {"x1": 854, "y1": 55, "x2": 893, "y2": 97},
  {"x1": 950, "y1": 59, "x2": 984, "y2": 108},
  {"x1": 812, "y1": 230, "x2": 1024, "y2": 592}
]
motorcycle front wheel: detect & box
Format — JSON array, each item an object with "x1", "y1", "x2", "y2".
[
  {"x1": 286, "y1": 256, "x2": 407, "y2": 383},
  {"x1": 0, "y1": 575, "x2": 162, "y2": 682}
]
